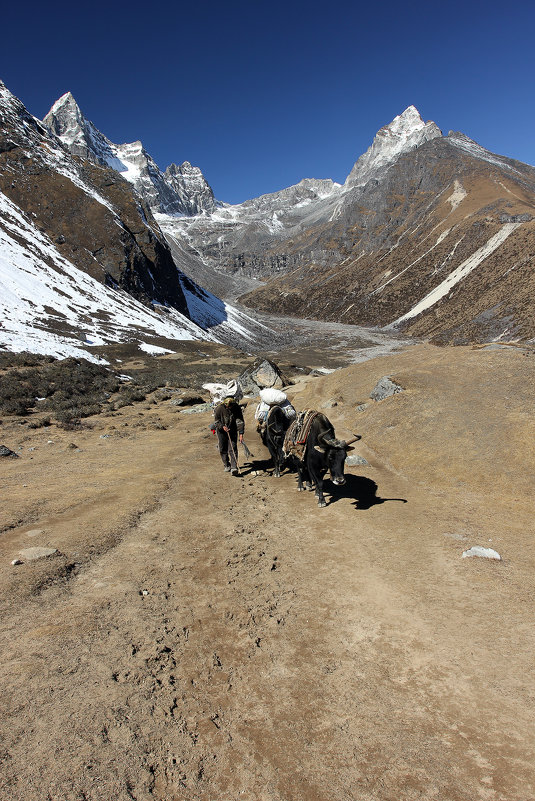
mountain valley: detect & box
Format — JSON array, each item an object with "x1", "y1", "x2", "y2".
[{"x1": 1, "y1": 78, "x2": 535, "y2": 801}]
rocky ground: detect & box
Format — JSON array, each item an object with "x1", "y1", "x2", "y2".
[{"x1": 1, "y1": 341, "x2": 534, "y2": 801}]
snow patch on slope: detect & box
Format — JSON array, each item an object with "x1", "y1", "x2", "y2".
[
  {"x1": 390, "y1": 223, "x2": 521, "y2": 326},
  {"x1": 180, "y1": 276, "x2": 269, "y2": 345},
  {"x1": 447, "y1": 180, "x2": 467, "y2": 211}
]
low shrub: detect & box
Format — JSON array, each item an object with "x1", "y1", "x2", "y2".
[{"x1": 0, "y1": 355, "x2": 120, "y2": 421}]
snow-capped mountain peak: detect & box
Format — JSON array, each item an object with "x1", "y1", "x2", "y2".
[
  {"x1": 345, "y1": 105, "x2": 442, "y2": 186},
  {"x1": 386, "y1": 105, "x2": 428, "y2": 135},
  {"x1": 43, "y1": 93, "x2": 215, "y2": 217},
  {"x1": 48, "y1": 90, "x2": 77, "y2": 115}
]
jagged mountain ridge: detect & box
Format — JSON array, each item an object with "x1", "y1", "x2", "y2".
[
  {"x1": 235, "y1": 131, "x2": 535, "y2": 343},
  {"x1": 0, "y1": 80, "x2": 266, "y2": 359},
  {"x1": 153, "y1": 107, "x2": 535, "y2": 343},
  {"x1": 43, "y1": 92, "x2": 216, "y2": 217},
  {"x1": 154, "y1": 106, "x2": 456, "y2": 286}
]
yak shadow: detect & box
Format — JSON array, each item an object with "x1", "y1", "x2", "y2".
[
  {"x1": 239, "y1": 457, "x2": 273, "y2": 477},
  {"x1": 327, "y1": 474, "x2": 408, "y2": 510}
]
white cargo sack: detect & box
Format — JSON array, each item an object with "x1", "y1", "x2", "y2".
[
  {"x1": 254, "y1": 401, "x2": 270, "y2": 422},
  {"x1": 259, "y1": 387, "x2": 287, "y2": 405},
  {"x1": 280, "y1": 399, "x2": 296, "y2": 420},
  {"x1": 203, "y1": 379, "x2": 243, "y2": 404},
  {"x1": 258, "y1": 388, "x2": 296, "y2": 421}
]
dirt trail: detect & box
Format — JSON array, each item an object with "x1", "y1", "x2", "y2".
[{"x1": 1, "y1": 344, "x2": 534, "y2": 801}]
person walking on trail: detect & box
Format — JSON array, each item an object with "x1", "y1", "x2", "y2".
[{"x1": 214, "y1": 395, "x2": 244, "y2": 475}]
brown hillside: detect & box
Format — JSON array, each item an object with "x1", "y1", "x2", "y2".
[{"x1": 1, "y1": 342, "x2": 534, "y2": 800}]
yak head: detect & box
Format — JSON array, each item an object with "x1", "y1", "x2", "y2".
[{"x1": 314, "y1": 434, "x2": 360, "y2": 485}]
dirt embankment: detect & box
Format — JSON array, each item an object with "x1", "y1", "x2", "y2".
[{"x1": 1, "y1": 343, "x2": 534, "y2": 801}]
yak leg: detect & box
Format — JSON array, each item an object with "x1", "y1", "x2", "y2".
[
  {"x1": 310, "y1": 467, "x2": 327, "y2": 507},
  {"x1": 296, "y1": 462, "x2": 307, "y2": 491},
  {"x1": 267, "y1": 441, "x2": 281, "y2": 477}
]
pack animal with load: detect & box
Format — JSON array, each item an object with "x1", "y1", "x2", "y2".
[
  {"x1": 283, "y1": 411, "x2": 361, "y2": 507},
  {"x1": 255, "y1": 388, "x2": 296, "y2": 478}
]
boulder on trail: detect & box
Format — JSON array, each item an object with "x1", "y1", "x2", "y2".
[
  {"x1": 169, "y1": 392, "x2": 206, "y2": 407},
  {"x1": 345, "y1": 454, "x2": 368, "y2": 466},
  {"x1": 238, "y1": 358, "x2": 288, "y2": 396},
  {"x1": 370, "y1": 376, "x2": 404, "y2": 402}
]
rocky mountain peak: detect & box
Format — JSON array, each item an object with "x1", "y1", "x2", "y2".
[
  {"x1": 48, "y1": 90, "x2": 77, "y2": 115},
  {"x1": 42, "y1": 94, "x2": 215, "y2": 217},
  {"x1": 164, "y1": 161, "x2": 216, "y2": 216},
  {"x1": 43, "y1": 91, "x2": 122, "y2": 170},
  {"x1": 345, "y1": 106, "x2": 442, "y2": 187}
]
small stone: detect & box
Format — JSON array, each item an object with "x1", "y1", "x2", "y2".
[
  {"x1": 0, "y1": 444, "x2": 19, "y2": 458},
  {"x1": 11, "y1": 559, "x2": 23, "y2": 566}
]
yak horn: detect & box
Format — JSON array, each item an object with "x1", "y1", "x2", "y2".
[{"x1": 344, "y1": 435, "x2": 362, "y2": 446}]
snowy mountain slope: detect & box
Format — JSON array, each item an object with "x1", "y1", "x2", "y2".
[
  {"x1": 0, "y1": 81, "x2": 266, "y2": 357},
  {"x1": 0, "y1": 190, "x2": 210, "y2": 362},
  {"x1": 43, "y1": 93, "x2": 215, "y2": 216},
  {"x1": 0, "y1": 189, "x2": 269, "y2": 360},
  {"x1": 0, "y1": 80, "x2": 192, "y2": 316}
]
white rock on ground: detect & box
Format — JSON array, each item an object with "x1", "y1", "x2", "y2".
[{"x1": 462, "y1": 546, "x2": 501, "y2": 560}]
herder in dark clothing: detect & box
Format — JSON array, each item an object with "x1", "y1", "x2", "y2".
[{"x1": 214, "y1": 396, "x2": 245, "y2": 475}]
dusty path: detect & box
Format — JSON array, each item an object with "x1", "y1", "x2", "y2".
[{"x1": 1, "y1": 344, "x2": 534, "y2": 800}]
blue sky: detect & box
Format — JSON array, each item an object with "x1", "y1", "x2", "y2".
[{"x1": 2, "y1": 0, "x2": 535, "y2": 204}]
